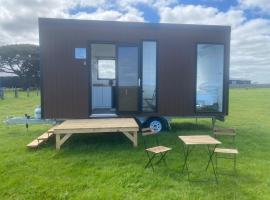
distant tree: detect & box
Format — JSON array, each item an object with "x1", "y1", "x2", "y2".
[{"x1": 0, "y1": 44, "x2": 40, "y2": 89}]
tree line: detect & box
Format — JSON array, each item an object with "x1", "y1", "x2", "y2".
[{"x1": 0, "y1": 44, "x2": 40, "y2": 89}]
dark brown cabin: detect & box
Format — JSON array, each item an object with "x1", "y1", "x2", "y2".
[{"x1": 39, "y1": 18, "x2": 230, "y2": 131}]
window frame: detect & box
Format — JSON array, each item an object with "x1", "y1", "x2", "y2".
[{"x1": 195, "y1": 43, "x2": 226, "y2": 114}]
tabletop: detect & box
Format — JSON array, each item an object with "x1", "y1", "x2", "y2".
[
  {"x1": 178, "y1": 135, "x2": 221, "y2": 145},
  {"x1": 54, "y1": 118, "x2": 139, "y2": 130}
]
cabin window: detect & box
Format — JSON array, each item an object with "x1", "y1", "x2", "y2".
[
  {"x1": 196, "y1": 44, "x2": 224, "y2": 113},
  {"x1": 74, "y1": 48, "x2": 86, "y2": 59},
  {"x1": 142, "y1": 41, "x2": 157, "y2": 112},
  {"x1": 97, "y1": 59, "x2": 116, "y2": 80}
]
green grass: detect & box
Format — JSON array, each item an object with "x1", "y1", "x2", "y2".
[{"x1": 0, "y1": 88, "x2": 270, "y2": 199}]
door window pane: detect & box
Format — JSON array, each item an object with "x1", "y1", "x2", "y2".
[
  {"x1": 142, "y1": 41, "x2": 157, "y2": 112},
  {"x1": 98, "y1": 59, "x2": 116, "y2": 79},
  {"x1": 118, "y1": 47, "x2": 138, "y2": 86},
  {"x1": 196, "y1": 44, "x2": 224, "y2": 112},
  {"x1": 117, "y1": 46, "x2": 139, "y2": 112}
]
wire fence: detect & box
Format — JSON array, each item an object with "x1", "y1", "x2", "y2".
[{"x1": 0, "y1": 87, "x2": 40, "y2": 100}]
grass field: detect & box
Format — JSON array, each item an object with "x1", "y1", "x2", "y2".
[{"x1": 0, "y1": 89, "x2": 270, "y2": 200}]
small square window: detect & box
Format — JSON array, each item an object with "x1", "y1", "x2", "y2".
[
  {"x1": 98, "y1": 59, "x2": 116, "y2": 80},
  {"x1": 75, "y1": 48, "x2": 86, "y2": 59}
]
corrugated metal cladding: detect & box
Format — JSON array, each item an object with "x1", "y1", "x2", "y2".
[{"x1": 39, "y1": 18, "x2": 230, "y2": 119}]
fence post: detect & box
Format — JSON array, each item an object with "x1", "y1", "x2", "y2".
[
  {"x1": 27, "y1": 88, "x2": 30, "y2": 97},
  {"x1": 0, "y1": 88, "x2": 4, "y2": 100},
  {"x1": 14, "y1": 87, "x2": 18, "y2": 98}
]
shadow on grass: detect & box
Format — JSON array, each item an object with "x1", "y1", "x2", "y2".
[
  {"x1": 45, "y1": 133, "x2": 144, "y2": 159},
  {"x1": 170, "y1": 122, "x2": 211, "y2": 132}
]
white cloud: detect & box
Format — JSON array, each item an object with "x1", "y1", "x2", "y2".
[
  {"x1": 159, "y1": 4, "x2": 270, "y2": 83},
  {"x1": 0, "y1": 0, "x2": 175, "y2": 45},
  {"x1": 159, "y1": 5, "x2": 245, "y2": 27},
  {"x1": 73, "y1": 8, "x2": 144, "y2": 22},
  {"x1": 73, "y1": 9, "x2": 122, "y2": 20},
  {"x1": 73, "y1": 0, "x2": 106, "y2": 7},
  {"x1": 238, "y1": 0, "x2": 270, "y2": 13},
  {"x1": 230, "y1": 18, "x2": 270, "y2": 83},
  {"x1": 0, "y1": 0, "x2": 71, "y2": 45},
  {"x1": 112, "y1": 0, "x2": 177, "y2": 8},
  {"x1": 0, "y1": 0, "x2": 144, "y2": 45},
  {"x1": 118, "y1": 7, "x2": 144, "y2": 22}
]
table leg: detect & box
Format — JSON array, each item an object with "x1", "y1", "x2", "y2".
[
  {"x1": 181, "y1": 145, "x2": 192, "y2": 179},
  {"x1": 234, "y1": 154, "x2": 237, "y2": 175},
  {"x1": 206, "y1": 144, "x2": 218, "y2": 183},
  {"x1": 133, "y1": 131, "x2": 138, "y2": 147},
  {"x1": 206, "y1": 145, "x2": 216, "y2": 170},
  {"x1": 56, "y1": 134, "x2": 60, "y2": 150},
  {"x1": 122, "y1": 131, "x2": 138, "y2": 147},
  {"x1": 155, "y1": 152, "x2": 168, "y2": 165},
  {"x1": 145, "y1": 151, "x2": 156, "y2": 171}
]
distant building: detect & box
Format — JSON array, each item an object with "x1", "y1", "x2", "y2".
[{"x1": 229, "y1": 79, "x2": 251, "y2": 85}]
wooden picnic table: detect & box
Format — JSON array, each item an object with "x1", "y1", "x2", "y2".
[{"x1": 178, "y1": 135, "x2": 221, "y2": 183}]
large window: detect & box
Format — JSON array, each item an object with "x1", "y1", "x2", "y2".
[
  {"x1": 196, "y1": 44, "x2": 224, "y2": 112},
  {"x1": 142, "y1": 41, "x2": 157, "y2": 112}
]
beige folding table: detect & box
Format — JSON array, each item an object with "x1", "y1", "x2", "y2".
[{"x1": 178, "y1": 135, "x2": 221, "y2": 183}]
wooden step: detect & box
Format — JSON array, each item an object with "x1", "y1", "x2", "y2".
[
  {"x1": 37, "y1": 132, "x2": 54, "y2": 141},
  {"x1": 47, "y1": 127, "x2": 55, "y2": 133},
  {"x1": 47, "y1": 124, "x2": 59, "y2": 133},
  {"x1": 26, "y1": 127, "x2": 56, "y2": 149},
  {"x1": 27, "y1": 139, "x2": 45, "y2": 148}
]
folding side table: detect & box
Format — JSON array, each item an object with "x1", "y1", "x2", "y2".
[{"x1": 178, "y1": 135, "x2": 221, "y2": 183}]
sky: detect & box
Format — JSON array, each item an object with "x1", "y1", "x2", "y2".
[{"x1": 0, "y1": 0, "x2": 269, "y2": 83}]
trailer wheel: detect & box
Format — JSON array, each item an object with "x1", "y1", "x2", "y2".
[{"x1": 144, "y1": 117, "x2": 166, "y2": 133}]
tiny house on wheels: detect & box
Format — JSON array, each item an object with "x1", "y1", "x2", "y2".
[{"x1": 39, "y1": 18, "x2": 230, "y2": 132}]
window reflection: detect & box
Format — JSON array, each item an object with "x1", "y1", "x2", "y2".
[
  {"x1": 118, "y1": 47, "x2": 138, "y2": 86},
  {"x1": 98, "y1": 59, "x2": 115, "y2": 80},
  {"x1": 142, "y1": 41, "x2": 157, "y2": 112},
  {"x1": 196, "y1": 44, "x2": 224, "y2": 112},
  {"x1": 117, "y1": 46, "x2": 139, "y2": 112}
]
